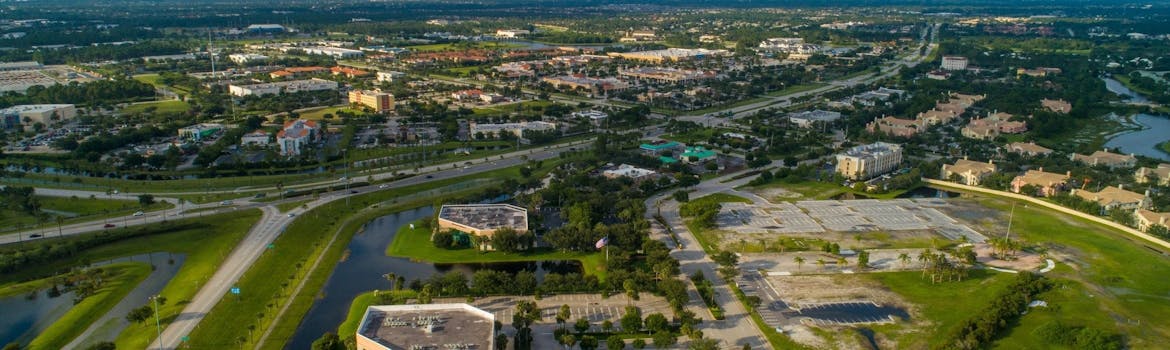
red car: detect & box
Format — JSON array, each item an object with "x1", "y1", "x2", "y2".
[{"x1": 103, "y1": 223, "x2": 116, "y2": 228}]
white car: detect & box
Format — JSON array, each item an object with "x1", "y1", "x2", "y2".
[
  {"x1": 133, "y1": 211, "x2": 145, "y2": 217},
  {"x1": 378, "y1": 184, "x2": 389, "y2": 189}
]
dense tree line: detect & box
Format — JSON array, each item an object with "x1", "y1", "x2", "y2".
[
  {"x1": 1034, "y1": 320, "x2": 1123, "y2": 350},
  {"x1": 0, "y1": 79, "x2": 156, "y2": 109},
  {"x1": 939, "y1": 272, "x2": 1052, "y2": 350}
]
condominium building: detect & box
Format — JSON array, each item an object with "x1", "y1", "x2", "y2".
[
  {"x1": 348, "y1": 89, "x2": 395, "y2": 112},
  {"x1": 835, "y1": 142, "x2": 903, "y2": 180},
  {"x1": 1010, "y1": 169, "x2": 1070, "y2": 197},
  {"x1": 1072, "y1": 186, "x2": 1151, "y2": 212},
  {"x1": 377, "y1": 71, "x2": 407, "y2": 83},
  {"x1": 1005, "y1": 142, "x2": 1054, "y2": 157},
  {"x1": 606, "y1": 48, "x2": 729, "y2": 63},
  {"x1": 1070, "y1": 150, "x2": 1137, "y2": 169},
  {"x1": 276, "y1": 120, "x2": 321, "y2": 156},
  {"x1": 1041, "y1": 98, "x2": 1072, "y2": 113},
  {"x1": 941, "y1": 158, "x2": 996, "y2": 186},
  {"x1": 1135, "y1": 209, "x2": 1170, "y2": 231},
  {"x1": 1135, "y1": 164, "x2": 1170, "y2": 186}
]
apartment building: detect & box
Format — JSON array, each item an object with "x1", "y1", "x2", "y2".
[
  {"x1": 348, "y1": 90, "x2": 395, "y2": 112},
  {"x1": 835, "y1": 142, "x2": 903, "y2": 180}
]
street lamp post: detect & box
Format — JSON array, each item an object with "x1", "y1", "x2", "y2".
[{"x1": 150, "y1": 295, "x2": 162, "y2": 349}]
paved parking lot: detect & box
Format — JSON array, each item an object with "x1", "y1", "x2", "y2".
[
  {"x1": 717, "y1": 199, "x2": 987, "y2": 242},
  {"x1": 441, "y1": 293, "x2": 673, "y2": 332}
]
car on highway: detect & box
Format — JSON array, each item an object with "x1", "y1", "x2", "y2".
[
  {"x1": 133, "y1": 211, "x2": 145, "y2": 216},
  {"x1": 29, "y1": 234, "x2": 42, "y2": 238},
  {"x1": 378, "y1": 184, "x2": 388, "y2": 189},
  {"x1": 287, "y1": 213, "x2": 295, "y2": 218},
  {"x1": 426, "y1": 175, "x2": 433, "y2": 179},
  {"x1": 103, "y1": 223, "x2": 116, "y2": 228},
  {"x1": 350, "y1": 190, "x2": 358, "y2": 194},
  {"x1": 221, "y1": 200, "x2": 233, "y2": 206}
]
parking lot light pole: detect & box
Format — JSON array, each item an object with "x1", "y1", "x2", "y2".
[{"x1": 150, "y1": 295, "x2": 162, "y2": 349}]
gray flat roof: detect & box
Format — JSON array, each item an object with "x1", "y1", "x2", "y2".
[
  {"x1": 438, "y1": 204, "x2": 528, "y2": 232},
  {"x1": 358, "y1": 304, "x2": 494, "y2": 350}
]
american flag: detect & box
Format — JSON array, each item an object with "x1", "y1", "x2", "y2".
[{"x1": 595, "y1": 236, "x2": 609, "y2": 249}]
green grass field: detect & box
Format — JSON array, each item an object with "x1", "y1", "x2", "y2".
[
  {"x1": 110, "y1": 210, "x2": 261, "y2": 349},
  {"x1": 861, "y1": 270, "x2": 1014, "y2": 348},
  {"x1": 471, "y1": 100, "x2": 558, "y2": 117},
  {"x1": 26, "y1": 262, "x2": 152, "y2": 350},
  {"x1": 118, "y1": 100, "x2": 191, "y2": 115},
  {"x1": 386, "y1": 219, "x2": 606, "y2": 278},
  {"x1": 298, "y1": 106, "x2": 358, "y2": 120}
]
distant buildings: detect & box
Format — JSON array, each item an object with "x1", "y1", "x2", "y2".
[
  {"x1": 228, "y1": 53, "x2": 268, "y2": 64},
  {"x1": 941, "y1": 56, "x2": 969, "y2": 71},
  {"x1": 300, "y1": 46, "x2": 363, "y2": 58},
  {"x1": 542, "y1": 75, "x2": 631, "y2": 94},
  {"x1": 835, "y1": 142, "x2": 903, "y2": 180},
  {"x1": 1070, "y1": 150, "x2": 1137, "y2": 169},
  {"x1": 469, "y1": 121, "x2": 556, "y2": 138},
  {"x1": 495, "y1": 29, "x2": 530, "y2": 38},
  {"x1": 1135, "y1": 209, "x2": 1170, "y2": 231},
  {"x1": 1006, "y1": 142, "x2": 1053, "y2": 157},
  {"x1": 1041, "y1": 99, "x2": 1072, "y2": 114},
  {"x1": 330, "y1": 66, "x2": 370, "y2": 78},
  {"x1": 961, "y1": 112, "x2": 1027, "y2": 140},
  {"x1": 620, "y1": 30, "x2": 659, "y2": 42},
  {"x1": 377, "y1": 71, "x2": 407, "y2": 83},
  {"x1": 1017, "y1": 67, "x2": 1062, "y2": 77},
  {"x1": 240, "y1": 130, "x2": 270, "y2": 146},
  {"x1": 348, "y1": 90, "x2": 394, "y2": 112},
  {"x1": 606, "y1": 48, "x2": 729, "y2": 63},
  {"x1": 619, "y1": 67, "x2": 717, "y2": 84},
  {"x1": 1072, "y1": 185, "x2": 1150, "y2": 212},
  {"x1": 0, "y1": 61, "x2": 43, "y2": 72},
  {"x1": 356, "y1": 304, "x2": 495, "y2": 350},
  {"x1": 639, "y1": 140, "x2": 684, "y2": 155},
  {"x1": 1135, "y1": 164, "x2": 1170, "y2": 186},
  {"x1": 603, "y1": 164, "x2": 657, "y2": 180},
  {"x1": 246, "y1": 24, "x2": 286, "y2": 34},
  {"x1": 758, "y1": 37, "x2": 820, "y2": 54},
  {"x1": 269, "y1": 66, "x2": 327, "y2": 79},
  {"x1": 177, "y1": 123, "x2": 223, "y2": 141},
  {"x1": 229, "y1": 78, "x2": 338, "y2": 97},
  {"x1": 276, "y1": 120, "x2": 321, "y2": 156},
  {"x1": 941, "y1": 158, "x2": 996, "y2": 186},
  {"x1": 1010, "y1": 169, "x2": 1070, "y2": 197},
  {"x1": 867, "y1": 93, "x2": 983, "y2": 137},
  {"x1": 787, "y1": 110, "x2": 842, "y2": 128},
  {"x1": 0, "y1": 104, "x2": 76, "y2": 128}
]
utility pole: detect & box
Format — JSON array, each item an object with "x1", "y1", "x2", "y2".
[{"x1": 151, "y1": 295, "x2": 163, "y2": 349}]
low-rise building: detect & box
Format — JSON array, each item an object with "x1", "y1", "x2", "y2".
[
  {"x1": 866, "y1": 116, "x2": 920, "y2": 137},
  {"x1": 942, "y1": 158, "x2": 997, "y2": 186},
  {"x1": 451, "y1": 89, "x2": 482, "y2": 101},
  {"x1": 571, "y1": 110, "x2": 608, "y2": 125},
  {"x1": 603, "y1": 164, "x2": 657, "y2": 180},
  {"x1": 276, "y1": 119, "x2": 321, "y2": 156},
  {"x1": 1017, "y1": 67, "x2": 1062, "y2": 77},
  {"x1": 229, "y1": 78, "x2": 338, "y2": 97},
  {"x1": 1135, "y1": 164, "x2": 1170, "y2": 186},
  {"x1": 330, "y1": 66, "x2": 370, "y2": 78},
  {"x1": 228, "y1": 53, "x2": 268, "y2": 64},
  {"x1": 680, "y1": 146, "x2": 717, "y2": 163},
  {"x1": 348, "y1": 89, "x2": 395, "y2": 112},
  {"x1": 177, "y1": 123, "x2": 223, "y2": 141},
  {"x1": 268, "y1": 66, "x2": 326, "y2": 79},
  {"x1": 299, "y1": 46, "x2": 363, "y2": 58},
  {"x1": 469, "y1": 121, "x2": 556, "y2": 138},
  {"x1": 437, "y1": 204, "x2": 528, "y2": 241},
  {"x1": 835, "y1": 142, "x2": 903, "y2": 180},
  {"x1": 0, "y1": 61, "x2": 43, "y2": 72},
  {"x1": 355, "y1": 304, "x2": 495, "y2": 350},
  {"x1": 941, "y1": 56, "x2": 969, "y2": 70},
  {"x1": 619, "y1": 67, "x2": 717, "y2": 84},
  {"x1": 961, "y1": 112, "x2": 1027, "y2": 140},
  {"x1": 1006, "y1": 142, "x2": 1053, "y2": 157},
  {"x1": 1072, "y1": 186, "x2": 1150, "y2": 212},
  {"x1": 1010, "y1": 169, "x2": 1070, "y2": 197},
  {"x1": 1135, "y1": 209, "x2": 1170, "y2": 231},
  {"x1": 376, "y1": 71, "x2": 407, "y2": 83},
  {"x1": 639, "y1": 140, "x2": 684, "y2": 155},
  {"x1": 0, "y1": 104, "x2": 76, "y2": 128},
  {"x1": 1070, "y1": 150, "x2": 1137, "y2": 169},
  {"x1": 788, "y1": 110, "x2": 842, "y2": 128},
  {"x1": 542, "y1": 75, "x2": 631, "y2": 94},
  {"x1": 240, "y1": 130, "x2": 270, "y2": 146},
  {"x1": 495, "y1": 29, "x2": 530, "y2": 38},
  {"x1": 606, "y1": 48, "x2": 728, "y2": 63},
  {"x1": 758, "y1": 38, "x2": 819, "y2": 54},
  {"x1": 1041, "y1": 98, "x2": 1072, "y2": 114}
]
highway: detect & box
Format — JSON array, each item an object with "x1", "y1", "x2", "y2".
[{"x1": 146, "y1": 140, "x2": 587, "y2": 350}]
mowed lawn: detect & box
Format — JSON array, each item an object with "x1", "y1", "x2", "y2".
[
  {"x1": 387, "y1": 219, "x2": 606, "y2": 279},
  {"x1": 118, "y1": 100, "x2": 191, "y2": 115},
  {"x1": 861, "y1": 270, "x2": 1014, "y2": 349}
]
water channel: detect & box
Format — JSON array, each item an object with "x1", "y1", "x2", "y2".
[
  {"x1": 284, "y1": 207, "x2": 581, "y2": 350},
  {"x1": 0, "y1": 252, "x2": 184, "y2": 347},
  {"x1": 1100, "y1": 77, "x2": 1170, "y2": 161}
]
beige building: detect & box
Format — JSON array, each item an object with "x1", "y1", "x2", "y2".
[
  {"x1": 606, "y1": 48, "x2": 728, "y2": 63},
  {"x1": 835, "y1": 142, "x2": 903, "y2": 180},
  {"x1": 1006, "y1": 142, "x2": 1053, "y2": 157},
  {"x1": 942, "y1": 158, "x2": 996, "y2": 186},
  {"x1": 1072, "y1": 186, "x2": 1150, "y2": 212},
  {"x1": 1010, "y1": 169, "x2": 1070, "y2": 197},
  {"x1": 1070, "y1": 150, "x2": 1137, "y2": 169},
  {"x1": 1041, "y1": 98, "x2": 1072, "y2": 113},
  {"x1": 348, "y1": 89, "x2": 394, "y2": 112},
  {"x1": 437, "y1": 204, "x2": 529, "y2": 238},
  {"x1": 355, "y1": 304, "x2": 494, "y2": 350},
  {"x1": 1135, "y1": 164, "x2": 1170, "y2": 186},
  {"x1": 1135, "y1": 209, "x2": 1170, "y2": 231},
  {"x1": 0, "y1": 104, "x2": 76, "y2": 128}
]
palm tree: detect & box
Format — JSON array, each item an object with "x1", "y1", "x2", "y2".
[
  {"x1": 793, "y1": 256, "x2": 805, "y2": 272},
  {"x1": 898, "y1": 253, "x2": 911, "y2": 269},
  {"x1": 816, "y1": 258, "x2": 826, "y2": 271}
]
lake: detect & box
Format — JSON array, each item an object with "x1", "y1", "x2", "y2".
[
  {"x1": 1104, "y1": 113, "x2": 1170, "y2": 161},
  {"x1": 284, "y1": 207, "x2": 581, "y2": 350}
]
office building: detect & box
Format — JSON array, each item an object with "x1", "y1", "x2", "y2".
[{"x1": 835, "y1": 142, "x2": 903, "y2": 180}]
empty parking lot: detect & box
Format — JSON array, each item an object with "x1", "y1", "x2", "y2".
[{"x1": 717, "y1": 199, "x2": 986, "y2": 242}]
